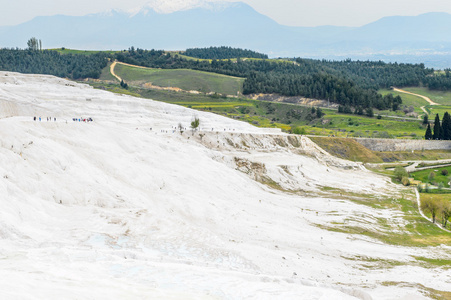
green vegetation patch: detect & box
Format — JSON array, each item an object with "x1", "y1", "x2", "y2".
[
  {"x1": 410, "y1": 166, "x2": 451, "y2": 188},
  {"x1": 424, "y1": 104, "x2": 451, "y2": 118},
  {"x1": 309, "y1": 136, "x2": 383, "y2": 163},
  {"x1": 99, "y1": 62, "x2": 116, "y2": 81},
  {"x1": 413, "y1": 256, "x2": 451, "y2": 269},
  {"x1": 317, "y1": 189, "x2": 451, "y2": 247},
  {"x1": 381, "y1": 282, "x2": 451, "y2": 300},
  {"x1": 341, "y1": 255, "x2": 406, "y2": 270},
  {"x1": 377, "y1": 150, "x2": 451, "y2": 163},
  {"x1": 403, "y1": 87, "x2": 451, "y2": 106},
  {"x1": 114, "y1": 63, "x2": 244, "y2": 95},
  {"x1": 317, "y1": 110, "x2": 426, "y2": 139},
  {"x1": 379, "y1": 88, "x2": 427, "y2": 114}
]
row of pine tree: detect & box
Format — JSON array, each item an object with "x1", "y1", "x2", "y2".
[{"x1": 424, "y1": 112, "x2": 451, "y2": 140}]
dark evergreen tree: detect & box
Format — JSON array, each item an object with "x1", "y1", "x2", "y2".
[
  {"x1": 441, "y1": 112, "x2": 451, "y2": 140},
  {"x1": 343, "y1": 106, "x2": 353, "y2": 114},
  {"x1": 316, "y1": 107, "x2": 324, "y2": 118},
  {"x1": 185, "y1": 46, "x2": 268, "y2": 59},
  {"x1": 425, "y1": 123, "x2": 432, "y2": 140},
  {"x1": 354, "y1": 106, "x2": 364, "y2": 115},
  {"x1": 433, "y1": 114, "x2": 441, "y2": 140},
  {"x1": 120, "y1": 80, "x2": 128, "y2": 89},
  {"x1": 423, "y1": 114, "x2": 429, "y2": 125},
  {"x1": 392, "y1": 96, "x2": 402, "y2": 111}
]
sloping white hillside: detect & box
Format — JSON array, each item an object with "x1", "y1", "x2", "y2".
[{"x1": 0, "y1": 72, "x2": 449, "y2": 299}]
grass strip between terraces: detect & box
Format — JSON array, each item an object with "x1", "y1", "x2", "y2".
[
  {"x1": 317, "y1": 189, "x2": 451, "y2": 248},
  {"x1": 308, "y1": 136, "x2": 383, "y2": 163},
  {"x1": 380, "y1": 282, "x2": 451, "y2": 300}
]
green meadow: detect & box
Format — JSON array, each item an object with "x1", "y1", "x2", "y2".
[
  {"x1": 403, "y1": 87, "x2": 451, "y2": 106},
  {"x1": 114, "y1": 63, "x2": 244, "y2": 96},
  {"x1": 379, "y1": 89, "x2": 428, "y2": 114},
  {"x1": 410, "y1": 166, "x2": 451, "y2": 188}
]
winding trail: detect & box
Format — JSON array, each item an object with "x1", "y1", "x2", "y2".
[
  {"x1": 110, "y1": 61, "x2": 122, "y2": 82},
  {"x1": 393, "y1": 88, "x2": 440, "y2": 119},
  {"x1": 419, "y1": 106, "x2": 428, "y2": 116},
  {"x1": 110, "y1": 60, "x2": 150, "y2": 82},
  {"x1": 393, "y1": 88, "x2": 439, "y2": 105}
]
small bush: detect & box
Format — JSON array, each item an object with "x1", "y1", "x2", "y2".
[
  {"x1": 291, "y1": 126, "x2": 306, "y2": 135},
  {"x1": 401, "y1": 177, "x2": 410, "y2": 186},
  {"x1": 394, "y1": 166, "x2": 408, "y2": 182},
  {"x1": 441, "y1": 169, "x2": 449, "y2": 176}
]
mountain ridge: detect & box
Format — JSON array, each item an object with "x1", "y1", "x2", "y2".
[{"x1": 1, "y1": 3, "x2": 451, "y2": 67}]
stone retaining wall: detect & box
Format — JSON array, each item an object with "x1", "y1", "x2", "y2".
[{"x1": 354, "y1": 138, "x2": 451, "y2": 151}]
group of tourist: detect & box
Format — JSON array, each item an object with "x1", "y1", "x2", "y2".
[
  {"x1": 72, "y1": 117, "x2": 93, "y2": 122},
  {"x1": 33, "y1": 116, "x2": 56, "y2": 122},
  {"x1": 32, "y1": 116, "x2": 94, "y2": 122}
]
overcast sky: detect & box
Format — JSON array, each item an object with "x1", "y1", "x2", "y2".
[{"x1": 2, "y1": 0, "x2": 451, "y2": 27}]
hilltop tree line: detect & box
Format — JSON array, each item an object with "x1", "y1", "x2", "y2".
[
  {"x1": 0, "y1": 48, "x2": 108, "y2": 79},
  {"x1": 184, "y1": 46, "x2": 268, "y2": 60},
  {"x1": 424, "y1": 69, "x2": 451, "y2": 91},
  {"x1": 317, "y1": 59, "x2": 433, "y2": 90}
]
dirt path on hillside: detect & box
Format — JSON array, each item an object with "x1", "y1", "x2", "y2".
[
  {"x1": 110, "y1": 61, "x2": 122, "y2": 82},
  {"x1": 393, "y1": 87, "x2": 439, "y2": 106},
  {"x1": 115, "y1": 61, "x2": 150, "y2": 70},
  {"x1": 109, "y1": 61, "x2": 202, "y2": 94},
  {"x1": 420, "y1": 106, "x2": 428, "y2": 116},
  {"x1": 110, "y1": 61, "x2": 152, "y2": 82}
]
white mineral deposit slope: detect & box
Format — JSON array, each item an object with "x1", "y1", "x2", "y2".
[{"x1": 0, "y1": 72, "x2": 449, "y2": 299}]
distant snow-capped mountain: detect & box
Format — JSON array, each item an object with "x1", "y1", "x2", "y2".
[{"x1": 132, "y1": 0, "x2": 237, "y2": 14}]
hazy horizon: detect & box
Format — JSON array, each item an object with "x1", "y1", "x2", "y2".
[{"x1": 2, "y1": 0, "x2": 451, "y2": 28}]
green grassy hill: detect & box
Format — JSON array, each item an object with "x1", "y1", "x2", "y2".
[
  {"x1": 403, "y1": 87, "x2": 451, "y2": 106},
  {"x1": 99, "y1": 62, "x2": 116, "y2": 81},
  {"x1": 114, "y1": 63, "x2": 244, "y2": 96},
  {"x1": 379, "y1": 89, "x2": 427, "y2": 114}
]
